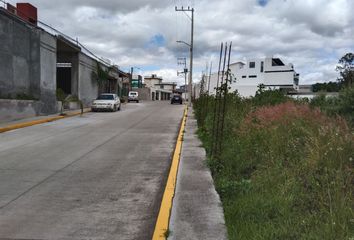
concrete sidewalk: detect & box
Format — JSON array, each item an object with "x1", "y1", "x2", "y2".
[
  {"x1": 168, "y1": 109, "x2": 227, "y2": 240},
  {"x1": 0, "y1": 108, "x2": 91, "y2": 132}
]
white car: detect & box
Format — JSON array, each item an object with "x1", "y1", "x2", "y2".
[
  {"x1": 91, "y1": 93, "x2": 121, "y2": 112},
  {"x1": 128, "y1": 91, "x2": 139, "y2": 103}
]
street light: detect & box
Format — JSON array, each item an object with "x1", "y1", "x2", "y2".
[{"x1": 176, "y1": 40, "x2": 191, "y2": 48}]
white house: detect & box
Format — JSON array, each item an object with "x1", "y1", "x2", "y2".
[
  {"x1": 144, "y1": 74, "x2": 177, "y2": 100},
  {"x1": 208, "y1": 57, "x2": 300, "y2": 97}
]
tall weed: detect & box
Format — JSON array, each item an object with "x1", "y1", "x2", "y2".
[{"x1": 194, "y1": 92, "x2": 353, "y2": 240}]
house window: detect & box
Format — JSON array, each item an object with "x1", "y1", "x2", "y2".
[
  {"x1": 272, "y1": 58, "x2": 285, "y2": 66},
  {"x1": 249, "y1": 75, "x2": 257, "y2": 78},
  {"x1": 242, "y1": 75, "x2": 247, "y2": 78},
  {"x1": 160, "y1": 85, "x2": 164, "y2": 89},
  {"x1": 249, "y1": 62, "x2": 255, "y2": 68},
  {"x1": 261, "y1": 61, "x2": 264, "y2": 72}
]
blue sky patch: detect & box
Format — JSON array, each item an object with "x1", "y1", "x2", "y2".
[
  {"x1": 258, "y1": 0, "x2": 269, "y2": 7},
  {"x1": 147, "y1": 34, "x2": 166, "y2": 48}
]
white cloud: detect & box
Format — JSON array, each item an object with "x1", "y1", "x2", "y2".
[
  {"x1": 6, "y1": 0, "x2": 354, "y2": 85},
  {"x1": 143, "y1": 69, "x2": 183, "y2": 85}
]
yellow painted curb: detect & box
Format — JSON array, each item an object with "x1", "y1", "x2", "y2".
[
  {"x1": 152, "y1": 106, "x2": 188, "y2": 240},
  {"x1": 0, "y1": 109, "x2": 91, "y2": 134}
]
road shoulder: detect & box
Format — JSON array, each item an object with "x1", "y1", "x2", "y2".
[{"x1": 168, "y1": 109, "x2": 227, "y2": 240}]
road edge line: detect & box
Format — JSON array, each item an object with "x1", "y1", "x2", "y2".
[
  {"x1": 0, "y1": 109, "x2": 91, "y2": 134},
  {"x1": 152, "y1": 106, "x2": 188, "y2": 240}
]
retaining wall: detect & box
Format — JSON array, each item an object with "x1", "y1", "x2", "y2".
[
  {"x1": 0, "y1": 9, "x2": 57, "y2": 115},
  {"x1": 0, "y1": 99, "x2": 42, "y2": 123},
  {"x1": 78, "y1": 53, "x2": 99, "y2": 106},
  {"x1": 136, "y1": 88, "x2": 151, "y2": 101},
  {"x1": 0, "y1": 8, "x2": 40, "y2": 99}
]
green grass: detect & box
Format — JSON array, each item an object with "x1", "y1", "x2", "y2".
[
  {"x1": 163, "y1": 229, "x2": 171, "y2": 238},
  {"x1": 194, "y1": 90, "x2": 354, "y2": 240}
]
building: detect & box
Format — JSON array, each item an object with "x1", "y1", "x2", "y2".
[
  {"x1": 131, "y1": 74, "x2": 143, "y2": 89},
  {"x1": 143, "y1": 74, "x2": 177, "y2": 101},
  {"x1": 0, "y1": 3, "x2": 127, "y2": 121},
  {"x1": 118, "y1": 69, "x2": 130, "y2": 97},
  {"x1": 207, "y1": 57, "x2": 299, "y2": 97}
]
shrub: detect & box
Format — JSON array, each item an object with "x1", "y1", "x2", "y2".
[
  {"x1": 337, "y1": 86, "x2": 354, "y2": 124},
  {"x1": 310, "y1": 86, "x2": 354, "y2": 126},
  {"x1": 252, "y1": 84, "x2": 290, "y2": 106},
  {"x1": 66, "y1": 95, "x2": 79, "y2": 102},
  {"x1": 56, "y1": 88, "x2": 67, "y2": 102}
]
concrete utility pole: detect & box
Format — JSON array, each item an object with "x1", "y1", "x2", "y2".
[
  {"x1": 184, "y1": 67, "x2": 188, "y2": 96},
  {"x1": 130, "y1": 67, "x2": 133, "y2": 92},
  {"x1": 177, "y1": 57, "x2": 188, "y2": 101},
  {"x1": 175, "y1": 6, "x2": 194, "y2": 106}
]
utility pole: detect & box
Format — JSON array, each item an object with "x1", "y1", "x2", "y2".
[
  {"x1": 177, "y1": 57, "x2": 188, "y2": 101},
  {"x1": 130, "y1": 67, "x2": 133, "y2": 92},
  {"x1": 207, "y1": 62, "x2": 212, "y2": 94},
  {"x1": 175, "y1": 6, "x2": 194, "y2": 106}
]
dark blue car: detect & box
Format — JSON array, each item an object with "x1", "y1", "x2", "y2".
[{"x1": 171, "y1": 95, "x2": 183, "y2": 104}]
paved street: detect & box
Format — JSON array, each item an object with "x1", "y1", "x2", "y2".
[{"x1": 0, "y1": 102, "x2": 184, "y2": 240}]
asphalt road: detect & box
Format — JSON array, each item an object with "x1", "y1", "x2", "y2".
[{"x1": 0, "y1": 101, "x2": 184, "y2": 240}]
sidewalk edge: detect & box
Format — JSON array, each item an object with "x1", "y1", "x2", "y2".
[
  {"x1": 152, "y1": 106, "x2": 188, "y2": 240},
  {"x1": 0, "y1": 109, "x2": 91, "y2": 133}
]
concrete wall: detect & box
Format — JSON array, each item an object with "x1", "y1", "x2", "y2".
[
  {"x1": 264, "y1": 71, "x2": 295, "y2": 86},
  {"x1": 0, "y1": 9, "x2": 57, "y2": 115},
  {"x1": 78, "y1": 55, "x2": 123, "y2": 106},
  {"x1": 0, "y1": 99, "x2": 41, "y2": 123},
  {"x1": 136, "y1": 88, "x2": 151, "y2": 101},
  {"x1": 78, "y1": 53, "x2": 98, "y2": 106},
  {"x1": 0, "y1": 8, "x2": 119, "y2": 118},
  {"x1": 144, "y1": 78, "x2": 162, "y2": 88},
  {"x1": 0, "y1": 9, "x2": 40, "y2": 99},
  {"x1": 39, "y1": 31, "x2": 57, "y2": 113},
  {"x1": 161, "y1": 84, "x2": 175, "y2": 91}
]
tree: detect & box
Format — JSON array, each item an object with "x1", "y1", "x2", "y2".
[
  {"x1": 336, "y1": 53, "x2": 354, "y2": 88},
  {"x1": 312, "y1": 81, "x2": 341, "y2": 92}
]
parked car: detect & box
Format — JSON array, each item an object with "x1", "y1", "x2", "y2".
[
  {"x1": 91, "y1": 93, "x2": 121, "y2": 112},
  {"x1": 128, "y1": 91, "x2": 139, "y2": 103},
  {"x1": 171, "y1": 95, "x2": 183, "y2": 104}
]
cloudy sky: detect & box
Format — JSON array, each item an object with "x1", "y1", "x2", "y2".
[{"x1": 5, "y1": 0, "x2": 354, "y2": 85}]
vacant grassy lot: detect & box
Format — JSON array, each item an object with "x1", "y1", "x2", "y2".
[{"x1": 194, "y1": 88, "x2": 353, "y2": 240}]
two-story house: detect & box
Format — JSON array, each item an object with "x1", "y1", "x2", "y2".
[
  {"x1": 143, "y1": 74, "x2": 177, "y2": 100},
  {"x1": 208, "y1": 57, "x2": 300, "y2": 97}
]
